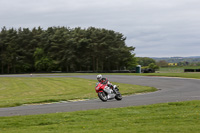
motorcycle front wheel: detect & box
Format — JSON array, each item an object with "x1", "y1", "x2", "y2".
[
  {"x1": 98, "y1": 92, "x2": 108, "y2": 102},
  {"x1": 115, "y1": 92, "x2": 122, "y2": 101}
]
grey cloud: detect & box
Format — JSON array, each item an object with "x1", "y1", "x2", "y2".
[{"x1": 0, "y1": 0, "x2": 200, "y2": 57}]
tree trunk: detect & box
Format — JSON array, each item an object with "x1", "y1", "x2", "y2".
[
  {"x1": 7, "y1": 64, "x2": 10, "y2": 74},
  {"x1": 13, "y1": 64, "x2": 16, "y2": 73},
  {"x1": 1, "y1": 64, "x2": 3, "y2": 74},
  {"x1": 66, "y1": 65, "x2": 69, "y2": 72},
  {"x1": 96, "y1": 58, "x2": 98, "y2": 72},
  {"x1": 93, "y1": 56, "x2": 95, "y2": 72},
  {"x1": 102, "y1": 62, "x2": 104, "y2": 71}
]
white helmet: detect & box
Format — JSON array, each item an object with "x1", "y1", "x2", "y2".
[{"x1": 97, "y1": 74, "x2": 102, "y2": 81}]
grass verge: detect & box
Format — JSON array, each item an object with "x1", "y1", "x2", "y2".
[
  {"x1": 128, "y1": 73, "x2": 200, "y2": 79},
  {"x1": 34, "y1": 72, "x2": 200, "y2": 79},
  {"x1": 107, "y1": 72, "x2": 200, "y2": 79},
  {"x1": 0, "y1": 77, "x2": 156, "y2": 108},
  {"x1": 0, "y1": 100, "x2": 200, "y2": 132},
  {"x1": 159, "y1": 66, "x2": 200, "y2": 73}
]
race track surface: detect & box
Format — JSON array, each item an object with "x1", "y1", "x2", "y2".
[{"x1": 0, "y1": 74, "x2": 200, "y2": 116}]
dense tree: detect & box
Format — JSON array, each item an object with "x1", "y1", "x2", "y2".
[
  {"x1": 156, "y1": 60, "x2": 168, "y2": 67},
  {"x1": 148, "y1": 63, "x2": 159, "y2": 70},
  {"x1": 136, "y1": 57, "x2": 156, "y2": 67},
  {"x1": 0, "y1": 27, "x2": 19, "y2": 73},
  {"x1": 0, "y1": 26, "x2": 136, "y2": 73},
  {"x1": 0, "y1": 27, "x2": 7, "y2": 74}
]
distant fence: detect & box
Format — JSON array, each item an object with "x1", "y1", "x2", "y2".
[{"x1": 184, "y1": 69, "x2": 200, "y2": 72}]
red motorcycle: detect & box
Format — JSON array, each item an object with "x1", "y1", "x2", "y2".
[{"x1": 95, "y1": 82, "x2": 122, "y2": 102}]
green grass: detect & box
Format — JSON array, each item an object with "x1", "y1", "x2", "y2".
[
  {"x1": 158, "y1": 66, "x2": 200, "y2": 73},
  {"x1": 0, "y1": 77, "x2": 156, "y2": 107},
  {"x1": 0, "y1": 100, "x2": 200, "y2": 133},
  {"x1": 48, "y1": 72, "x2": 200, "y2": 79},
  {"x1": 127, "y1": 73, "x2": 200, "y2": 79},
  {"x1": 1, "y1": 74, "x2": 200, "y2": 132},
  {"x1": 12, "y1": 70, "x2": 200, "y2": 80},
  {"x1": 36, "y1": 71, "x2": 200, "y2": 79}
]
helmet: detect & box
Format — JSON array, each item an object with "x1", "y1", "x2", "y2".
[{"x1": 97, "y1": 74, "x2": 102, "y2": 82}]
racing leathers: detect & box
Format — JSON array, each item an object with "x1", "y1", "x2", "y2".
[{"x1": 99, "y1": 78, "x2": 114, "y2": 99}]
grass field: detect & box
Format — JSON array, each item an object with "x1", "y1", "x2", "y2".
[
  {"x1": 130, "y1": 72, "x2": 200, "y2": 79},
  {"x1": 1, "y1": 73, "x2": 199, "y2": 108},
  {"x1": 107, "y1": 72, "x2": 200, "y2": 79},
  {"x1": 40, "y1": 72, "x2": 200, "y2": 79},
  {"x1": 0, "y1": 100, "x2": 200, "y2": 133},
  {"x1": 0, "y1": 73, "x2": 200, "y2": 132},
  {"x1": 0, "y1": 77, "x2": 156, "y2": 108},
  {"x1": 158, "y1": 66, "x2": 200, "y2": 73}
]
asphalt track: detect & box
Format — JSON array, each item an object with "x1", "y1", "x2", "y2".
[{"x1": 0, "y1": 74, "x2": 200, "y2": 117}]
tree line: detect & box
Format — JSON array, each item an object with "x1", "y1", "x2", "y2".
[{"x1": 0, "y1": 26, "x2": 136, "y2": 74}]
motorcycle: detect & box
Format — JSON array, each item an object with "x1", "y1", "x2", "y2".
[{"x1": 95, "y1": 82, "x2": 122, "y2": 102}]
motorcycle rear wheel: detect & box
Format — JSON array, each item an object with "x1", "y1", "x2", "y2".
[{"x1": 98, "y1": 92, "x2": 108, "y2": 102}]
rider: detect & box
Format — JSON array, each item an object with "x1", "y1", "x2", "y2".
[
  {"x1": 97, "y1": 74, "x2": 112, "y2": 86},
  {"x1": 97, "y1": 74, "x2": 114, "y2": 99}
]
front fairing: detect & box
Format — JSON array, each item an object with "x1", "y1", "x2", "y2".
[{"x1": 95, "y1": 82, "x2": 106, "y2": 92}]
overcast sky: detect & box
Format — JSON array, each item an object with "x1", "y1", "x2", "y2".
[{"x1": 1, "y1": 0, "x2": 200, "y2": 57}]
